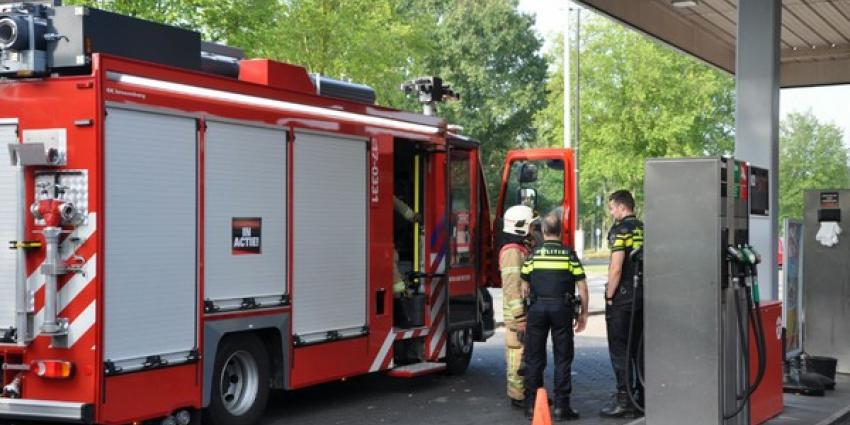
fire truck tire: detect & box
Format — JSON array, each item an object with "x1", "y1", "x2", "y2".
[
  {"x1": 445, "y1": 327, "x2": 474, "y2": 375},
  {"x1": 204, "y1": 334, "x2": 270, "y2": 425}
]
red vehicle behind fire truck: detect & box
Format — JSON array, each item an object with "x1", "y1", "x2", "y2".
[{"x1": 0, "y1": 3, "x2": 576, "y2": 424}]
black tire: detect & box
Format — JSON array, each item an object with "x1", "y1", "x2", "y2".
[
  {"x1": 445, "y1": 327, "x2": 474, "y2": 375},
  {"x1": 203, "y1": 334, "x2": 270, "y2": 425}
]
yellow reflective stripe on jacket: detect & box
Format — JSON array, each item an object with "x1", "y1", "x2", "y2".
[
  {"x1": 520, "y1": 259, "x2": 584, "y2": 276},
  {"x1": 527, "y1": 261, "x2": 572, "y2": 270}
]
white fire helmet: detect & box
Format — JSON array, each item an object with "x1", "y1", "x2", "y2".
[{"x1": 503, "y1": 205, "x2": 537, "y2": 236}]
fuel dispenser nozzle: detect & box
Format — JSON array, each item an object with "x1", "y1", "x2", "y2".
[{"x1": 726, "y1": 246, "x2": 745, "y2": 264}]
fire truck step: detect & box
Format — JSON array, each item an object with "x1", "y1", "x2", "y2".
[{"x1": 387, "y1": 362, "x2": 446, "y2": 378}]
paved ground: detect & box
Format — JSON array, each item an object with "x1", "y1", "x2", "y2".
[
  {"x1": 263, "y1": 261, "x2": 850, "y2": 425},
  {"x1": 262, "y1": 329, "x2": 633, "y2": 425}
]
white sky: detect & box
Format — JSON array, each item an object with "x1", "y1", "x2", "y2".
[{"x1": 517, "y1": 0, "x2": 850, "y2": 147}]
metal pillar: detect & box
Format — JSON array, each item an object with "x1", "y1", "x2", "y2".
[{"x1": 735, "y1": 0, "x2": 780, "y2": 301}]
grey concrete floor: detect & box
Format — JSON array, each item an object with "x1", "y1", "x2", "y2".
[{"x1": 261, "y1": 330, "x2": 634, "y2": 425}]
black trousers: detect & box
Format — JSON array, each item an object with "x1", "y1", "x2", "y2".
[
  {"x1": 523, "y1": 300, "x2": 574, "y2": 406},
  {"x1": 606, "y1": 304, "x2": 643, "y2": 395}
]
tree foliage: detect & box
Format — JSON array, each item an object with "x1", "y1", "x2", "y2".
[
  {"x1": 533, "y1": 17, "x2": 736, "y2": 236},
  {"x1": 779, "y1": 111, "x2": 850, "y2": 221},
  {"x1": 418, "y1": 0, "x2": 548, "y2": 204}
]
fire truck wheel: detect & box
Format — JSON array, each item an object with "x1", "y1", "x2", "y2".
[
  {"x1": 204, "y1": 334, "x2": 270, "y2": 425},
  {"x1": 445, "y1": 327, "x2": 474, "y2": 375}
]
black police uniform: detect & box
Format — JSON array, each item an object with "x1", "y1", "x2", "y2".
[
  {"x1": 605, "y1": 215, "x2": 644, "y2": 402},
  {"x1": 520, "y1": 240, "x2": 586, "y2": 413}
]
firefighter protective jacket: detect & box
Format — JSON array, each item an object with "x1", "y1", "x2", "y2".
[{"x1": 500, "y1": 243, "x2": 529, "y2": 327}]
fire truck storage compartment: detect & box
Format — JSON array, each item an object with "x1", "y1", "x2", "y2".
[
  {"x1": 204, "y1": 121, "x2": 287, "y2": 310},
  {"x1": 292, "y1": 131, "x2": 367, "y2": 345},
  {"x1": 104, "y1": 108, "x2": 198, "y2": 371},
  {"x1": 0, "y1": 120, "x2": 18, "y2": 336}
]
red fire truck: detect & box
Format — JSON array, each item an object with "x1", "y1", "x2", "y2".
[{"x1": 0, "y1": 3, "x2": 576, "y2": 424}]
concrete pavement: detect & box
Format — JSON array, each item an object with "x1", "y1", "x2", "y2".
[{"x1": 261, "y1": 330, "x2": 632, "y2": 425}]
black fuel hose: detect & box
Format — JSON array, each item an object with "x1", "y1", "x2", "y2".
[
  {"x1": 625, "y1": 247, "x2": 644, "y2": 413},
  {"x1": 723, "y1": 272, "x2": 767, "y2": 420}
]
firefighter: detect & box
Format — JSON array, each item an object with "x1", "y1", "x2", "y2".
[
  {"x1": 600, "y1": 190, "x2": 644, "y2": 418},
  {"x1": 500, "y1": 205, "x2": 536, "y2": 409},
  {"x1": 521, "y1": 212, "x2": 588, "y2": 421},
  {"x1": 393, "y1": 195, "x2": 418, "y2": 295}
]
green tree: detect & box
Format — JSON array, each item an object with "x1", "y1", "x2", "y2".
[
  {"x1": 779, "y1": 111, "x2": 850, "y2": 221},
  {"x1": 418, "y1": 0, "x2": 548, "y2": 206},
  {"x1": 533, "y1": 17, "x2": 735, "y2": 240},
  {"x1": 270, "y1": 0, "x2": 435, "y2": 107}
]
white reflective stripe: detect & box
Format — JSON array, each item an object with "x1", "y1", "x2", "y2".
[
  {"x1": 26, "y1": 213, "x2": 97, "y2": 294},
  {"x1": 430, "y1": 287, "x2": 446, "y2": 321},
  {"x1": 369, "y1": 332, "x2": 395, "y2": 372},
  {"x1": 429, "y1": 318, "x2": 446, "y2": 354},
  {"x1": 108, "y1": 72, "x2": 442, "y2": 135},
  {"x1": 33, "y1": 255, "x2": 97, "y2": 336},
  {"x1": 66, "y1": 301, "x2": 96, "y2": 347}
]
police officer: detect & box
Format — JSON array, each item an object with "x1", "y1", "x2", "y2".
[
  {"x1": 521, "y1": 212, "x2": 589, "y2": 421},
  {"x1": 600, "y1": 190, "x2": 644, "y2": 417},
  {"x1": 499, "y1": 205, "x2": 536, "y2": 409}
]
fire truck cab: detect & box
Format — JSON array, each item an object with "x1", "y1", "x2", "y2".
[{"x1": 0, "y1": 3, "x2": 576, "y2": 424}]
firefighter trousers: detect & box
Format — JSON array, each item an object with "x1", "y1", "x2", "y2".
[
  {"x1": 523, "y1": 300, "x2": 574, "y2": 406},
  {"x1": 606, "y1": 305, "x2": 643, "y2": 395},
  {"x1": 505, "y1": 327, "x2": 525, "y2": 401}
]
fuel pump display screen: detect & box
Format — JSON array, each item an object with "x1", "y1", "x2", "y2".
[{"x1": 750, "y1": 167, "x2": 769, "y2": 216}]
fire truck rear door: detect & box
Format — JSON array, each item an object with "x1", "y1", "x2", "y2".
[
  {"x1": 104, "y1": 107, "x2": 198, "y2": 371},
  {"x1": 0, "y1": 119, "x2": 18, "y2": 336},
  {"x1": 203, "y1": 121, "x2": 287, "y2": 311},
  {"x1": 292, "y1": 130, "x2": 368, "y2": 345}
]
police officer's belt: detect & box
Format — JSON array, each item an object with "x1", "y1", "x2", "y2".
[{"x1": 529, "y1": 294, "x2": 576, "y2": 304}]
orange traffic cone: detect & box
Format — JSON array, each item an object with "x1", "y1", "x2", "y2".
[{"x1": 531, "y1": 387, "x2": 552, "y2": 425}]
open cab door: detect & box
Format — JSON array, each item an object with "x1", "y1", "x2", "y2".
[{"x1": 492, "y1": 148, "x2": 576, "y2": 287}]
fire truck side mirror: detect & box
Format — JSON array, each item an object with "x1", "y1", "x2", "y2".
[
  {"x1": 518, "y1": 188, "x2": 537, "y2": 211},
  {"x1": 519, "y1": 162, "x2": 538, "y2": 183}
]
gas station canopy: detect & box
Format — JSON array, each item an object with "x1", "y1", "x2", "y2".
[{"x1": 576, "y1": 0, "x2": 850, "y2": 88}]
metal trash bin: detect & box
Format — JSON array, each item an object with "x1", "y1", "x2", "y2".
[{"x1": 394, "y1": 294, "x2": 425, "y2": 328}]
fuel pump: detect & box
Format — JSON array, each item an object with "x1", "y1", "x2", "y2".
[{"x1": 644, "y1": 157, "x2": 770, "y2": 425}]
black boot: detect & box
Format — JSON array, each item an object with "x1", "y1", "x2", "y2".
[
  {"x1": 552, "y1": 402, "x2": 580, "y2": 421},
  {"x1": 524, "y1": 398, "x2": 535, "y2": 420},
  {"x1": 599, "y1": 391, "x2": 635, "y2": 418}
]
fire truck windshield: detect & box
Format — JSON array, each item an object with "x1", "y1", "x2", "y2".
[{"x1": 502, "y1": 159, "x2": 565, "y2": 218}]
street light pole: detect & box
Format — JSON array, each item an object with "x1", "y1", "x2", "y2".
[
  {"x1": 563, "y1": 4, "x2": 570, "y2": 151},
  {"x1": 574, "y1": 7, "x2": 582, "y2": 256}
]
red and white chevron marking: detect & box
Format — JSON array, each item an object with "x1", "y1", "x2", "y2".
[
  {"x1": 27, "y1": 213, "x2": 97, "y2": 348},
  {"x1": 369, "y1": 327, "x2": 430, "y2": 373},
  {"x1": 426, "y1": 277, "x2": 447, "y2": 361}
]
